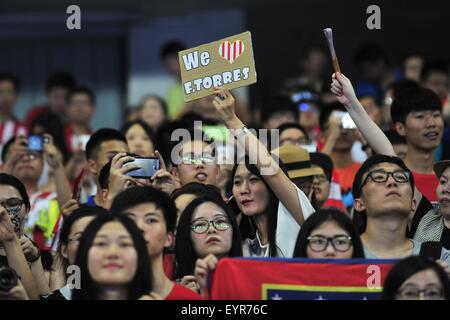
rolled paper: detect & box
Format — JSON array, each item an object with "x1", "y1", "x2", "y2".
[{"x1": 323, "y1": 27, "x2": 341, "y2": 73}]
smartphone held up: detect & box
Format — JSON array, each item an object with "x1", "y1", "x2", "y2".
[{"x1": 123, "y1": 157, "x2": 160, "y2": 179}]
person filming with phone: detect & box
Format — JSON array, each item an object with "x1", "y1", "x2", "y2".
[
  {"x1": 319, "y1": 103, "x2": 362, "y2": 211},
  {"x1": 1, "y1": 134, "x2": 71, "y2": 251},
  {"x1": 99, "y1": 151, "x2": 175, "y2": 209}
]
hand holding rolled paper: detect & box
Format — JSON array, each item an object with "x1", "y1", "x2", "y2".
[{"x1": 323, "y1": 28, "x2": 341, "y2": 73}]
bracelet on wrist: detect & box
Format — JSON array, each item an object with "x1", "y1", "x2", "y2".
[{"x1": 28, "y1": 250, "x2": 41, "y2": 263}]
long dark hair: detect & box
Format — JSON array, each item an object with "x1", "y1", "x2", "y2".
[
  {"x1": 174, "y1": 196, "x2": 242, "y2": 278},
  {"x1": 293, "y1": 208, "x2": 365, "y2": 258},
  {"x1": 382, "y1": 256, "x2": 450, "y2": 300},
  {"x1": 57, "y1": 205, "x2": 107, "y2": 274},
  {"x1": 72, "y1": 214, "x2": 152, "y2": 300},
  {"x1": 230, "y1": 157, "x2": 280, "y2": 257}
]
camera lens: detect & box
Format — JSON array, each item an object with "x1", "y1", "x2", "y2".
[{"x1": 0, "y1": 267, "x2": 19, "y2": 292}]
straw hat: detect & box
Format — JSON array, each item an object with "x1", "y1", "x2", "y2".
[{"x1": 275, "y1": 144, "x2": 324, "y2": 179}]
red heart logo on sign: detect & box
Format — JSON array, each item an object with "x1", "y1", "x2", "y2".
[{"x1": 219, "y1": 40, "x2": 245, "y2": 64}]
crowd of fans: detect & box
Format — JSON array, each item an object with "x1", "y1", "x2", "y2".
[{"x1": 0, "y1": 41, "x2": 449, "y2": 300}]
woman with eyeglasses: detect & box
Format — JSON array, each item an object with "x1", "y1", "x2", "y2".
[
  {"x1": 174, "y1": 196, "x2": 242, "y2": 295},
  {"x1": 0, "y1": 173, "x2": 41, "y2": 299},
  {"x1": 382, "y1": 256, "x2": 450, "y2": 300},
  {"x1": 293, "y1": 208, "x2": 365, "y2": 259}
]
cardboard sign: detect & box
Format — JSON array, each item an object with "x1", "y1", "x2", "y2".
[{"x1": 179, "y1": 31, "x2": 257, "y2": 102}]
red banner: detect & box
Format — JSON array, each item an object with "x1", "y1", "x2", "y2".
[{"x1": 211, "y1": 258, "x2": 396, "y2": 300}]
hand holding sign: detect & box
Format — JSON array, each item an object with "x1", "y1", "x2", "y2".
[
  {"x1": 179, "y1": 31, "x2": 257, "y2": 102},
  {"x1": 212, "y1": 87, "x2": 237, "y2": 125}
]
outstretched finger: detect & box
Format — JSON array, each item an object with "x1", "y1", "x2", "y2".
[{"x1": 154, "y1": 150, "x2": 166, "y2": 171}]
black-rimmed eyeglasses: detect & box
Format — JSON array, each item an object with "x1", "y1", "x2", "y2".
[{"x1": 307, "y1": 235, "x2": 353, "y2": 252}]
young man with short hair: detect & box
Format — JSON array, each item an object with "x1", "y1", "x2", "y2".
[
  {"x1": 389, "y1": 86, "x2": 444, "y2": 202},
  {"x1": 352, "y1": 155, "x2": 450, "y2": 262},
  {"x1": 110, "y1": 186, "x2": 203, "y2": 299},
  {"x1": 84, "y1": 128, "x2": 129, "y2": 206},
  {"x1": 331, "y1": 72, "x2": 444, "y2": 203}
]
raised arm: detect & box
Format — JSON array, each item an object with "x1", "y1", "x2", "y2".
[
  {"x1": 331, "y1": 73, "x2": 424, "y2": 219},
  {"x1": 43, "y1": 134, "x2": 72, "y2": 208},
  {"x1": 0, "y1": 209, "x2": 39, "y2": 300},
  {"x1": 212, "y1": 88, "x2": 307, "y2": 225},
  {"x1": 330, "y1": 73, "x2": 396, "y2": 156}
]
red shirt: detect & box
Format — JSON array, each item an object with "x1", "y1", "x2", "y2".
[
  {"x1": 334, "y1": 162, "x2": 362, "y2": 194},
  {"x1": 163, "y1": 253, "x2": 175, "y2": 279},
  {"x1": 24, "y1": 105, "x2": 47, "y2": 129},
  {"x1": 412, "y1": 171, "x2": 438, "y2": 202},
  {"x1": 165, "y1": 283, "x2": 204, "y2": 300}
]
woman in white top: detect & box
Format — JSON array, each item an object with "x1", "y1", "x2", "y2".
[{"x1": 213, "y1": 89, "x2": 315, "y2": 258}]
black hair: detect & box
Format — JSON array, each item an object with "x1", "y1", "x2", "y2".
[
  {"x1": 171, "y1": 182, "x2": 223, "y2": 203},
  {"x1": 1, "y1": 135, "x2": 17, "y2": 164},
  {"x1": 0, "y1": 173, "x2": 31, "y2": 211},
  {"x1": 277, "y1": 123, "x2": 309, "y2": 141},
  {"x1": 156, "y1": 119, "x2": 192, "y2": 167},
  {"x1": 390, "y1": 86, "x2": 442, "y2": 125},
  {"x1": 98, "y1": 152, "x2": 140, "y2": 190},
  {"x1": 260, "y1": 96, "x2": 299, "y2": 125},
  {"x1": 111, "y1": 186, "x2": 177, "y2": 234},
  {"x1": 421, "y1": 59, "x2": 449, "y2": 82},
  {"x1": 67, "y1": 86, "x2": 96, "y2": 105},
  {"x1": 0, "y1": 72, "x2": 20, "y2": 93},
  {"x1": 319, "y1": 101, "x2": 346, "y2": 131},
  {"x1": 174, "y1": 196, "x2": 242, "y2": 278},
  {"x1": 386, "y1": 79, "x2": 420, "y2": 99},
  {"x1": 230, "y1": 157, "x2": 280, "y2": 257},
  {"x1": 382, "y1": 256, "x2": 450, "y2": 300},
  {"x1": 293, "y1": 208, "x2": 365, "y2": 258},
  {"x1": 58, "y1": 205, "x2": 107, "y2": 269},
  {"x1": 385, "y1": 130, "x2": 407, "y2": 145},
  {"x1": 85, "y1": 128, "x2": 127, "y2": 160},
  {"x1": 120, "y1": 120, "x2": 158, "y2": 153},
  {"x1": 58, "y1": 206, "x2": 107, "y2": 247},
  {"x1": 357, "y1": 94, "x2": 382, "y2": 107},
  {"x1": 45, "y1": 72, "x2": 76, "y2": 92},
  {"x1": 140, "y1": 95, "x2": 169, "y2": 117},
  {"x1": 30, "y1": 110, "x2": 69, "y2": 163},
  {"x1": 169, "y1": 127, "x2": 215, "y2": 166},
  {"x1": 72, "y1": 213, "x2": 152, "y2": 300},
  {"x1": 178, "y1": 111, "x2": 208, "y2": 124},
  {"x1": 160, "y1": 41, "x2": 186, "y2": 60},
  {"x1": 309, "y1": 152, "x2": 333, "y2": 182},
  {"x1": 353, "y1": 43, "x2": 389, "y2": 68},
  {"x1": 352, "y1": 154, "x2": 415, "y2": 199}
]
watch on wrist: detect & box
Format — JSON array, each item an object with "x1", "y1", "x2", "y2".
[{"x1": 234, "y1": 126, "x2": 249, "y2": 139}]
